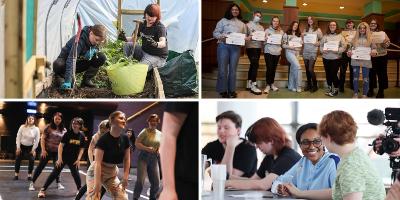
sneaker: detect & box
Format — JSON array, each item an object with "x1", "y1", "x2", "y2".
[
  {"x1": 324, "y1": 86, "x2": 332, "y2": 96},
  {"x1": 327, "y1": 89, "x2": 338, "y2": 97},
  {"x1": 296, "y1": 88, "x2": 302, "y2": 93},
  {"x1": 38, "y1": 190, "x2": 46, "y2": 198},
  {"x1": 246, "y1": 80, "x2": 251, "y2": 90},
  {"x1": 353, "y1": 94, "x2": 358, "y2": 98},
  {"x1": 291, "y1": 88, "x2": 296, "y2": 92},
  {"x1": 376, "y1": 90, "x2": 384, "y2": 98},
  {"x1": 219, "y1": 92, "x2": 229, "y2": 98},
  {"x1": 58, "y1": 183, "x2": 65, "y2": 190},
  {"x1": 229, "y1": 91, "x2": 237, "y2": 98},
  {"x1": 311, "y1": 85, "x2": 318, "y2": 93},
  {"x1": 29, "y1": 182, "x2": 35, "y2": 191},
  {"x1": 264, "y1": 85, "x2": 271, "y2": 94},
  {"x1": 361, "y1": 95, "x2": 368, "y2": 98},
  {"x1": 250, "y1": 83, "x2": 262, "y2": 95},
  {"x1": 270, "y1": 84, "x2": 279, "y2": 91}
]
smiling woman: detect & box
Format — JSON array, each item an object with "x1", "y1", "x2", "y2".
[{"x1": 271, "y1": 123, "x2": 339, "y2": 200}]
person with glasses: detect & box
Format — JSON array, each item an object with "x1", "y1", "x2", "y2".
[
  {"x1": 319, "y1": 110, "x2": 385, "y2": 200},
  {"x1": 225, "y1": 117, "x2": 301, "y2": 190},
  {"x1": 271, "y1": 123, "x2": 339, "y2": 199},
  {"x1": 202, "y1": 111, "x2": 257, "y2": 178}
]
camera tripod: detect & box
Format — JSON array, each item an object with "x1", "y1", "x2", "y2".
[{"x1": 390, "y1": 156, "x2": 400, "y2": 183}]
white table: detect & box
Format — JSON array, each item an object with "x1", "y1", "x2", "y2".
[{"x1": 202, "y1": 190, "x2": 306, "y2": 199}]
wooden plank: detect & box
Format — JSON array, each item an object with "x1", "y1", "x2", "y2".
[
  {"x1": 0, "y1": 1, "x2": 4, "y2": 97},
  {"x1": 5, "y1": 0, "x2": 23, "y2": 98},
  {"x1": 35, "y1": 56, "x2": 46, "y2": 81},
  {"x1": 153, "y1": 67, "x2": 165, "y2": 99},
  {"x1": 22, "y1": 56, "x2": 37, "y2": 98},
  {"x1": 121, "y1": 9, "x2": 144, "y2": 15},
  {"x1": 118, "y1": 0, "x2": 122, "y2": 30},
  {"x1": 35, "y1": 73, "x2": 53, "y2": 97}
]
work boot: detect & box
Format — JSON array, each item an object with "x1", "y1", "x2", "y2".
[
  {"x1": 81, "y1": 79, "x2": 96, "y2": 88},
  {"x1": 54, "y1": 75, "x2": 65, "y2": 87},
  {"x1": 304, "y1": 82, "x2": 311, "y2": 91}
]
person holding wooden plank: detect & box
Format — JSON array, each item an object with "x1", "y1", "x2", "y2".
[
  {"x1": 53, "y1": 25, "x2": 107, "y2": 90},
  {"x1": 123, "y1": 4, "x2": 168, "y2": 72}
]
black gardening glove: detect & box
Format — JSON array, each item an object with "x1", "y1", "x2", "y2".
[{"x1": 145, "y1": 36, "x2": 158, "y2": 47}]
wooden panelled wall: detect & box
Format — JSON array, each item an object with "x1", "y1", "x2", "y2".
[{"x1": 202, "y1": 0, "x2": 233, "y2": 73}]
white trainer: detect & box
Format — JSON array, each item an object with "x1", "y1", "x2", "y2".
[
  {"x1": 246, "y1": 80, "x2": 251, "y2": 90},
  {"x1": 57, "y1": 183, "x2": 65, "y2": 190},
  {"x1": 29, "y1": 182, "x2": 35, "y2": 191},
  {"x1": 264, "y1": 85, "x2": 271, "y2": 94},
  {"x1": 271, "y1": 84, "x2": 279, "y2": 91},
  {"x1": 250, "y1": 82, "x2": 262, "y2": 95}
]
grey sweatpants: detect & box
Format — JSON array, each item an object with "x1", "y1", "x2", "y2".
[{"x1": 123, "y1": 42, "x2": 166, "y2": 71}]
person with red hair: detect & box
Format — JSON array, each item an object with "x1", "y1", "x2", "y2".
[
  {"x1": 124, "y1": 4, "x2": 168, "y2": 71},
  {"x1": 225, "y1": 117, "x2": 301, "y2": 190}
]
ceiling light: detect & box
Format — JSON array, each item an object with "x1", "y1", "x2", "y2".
[
  {"x1": 263, "y1": 0, "x2": 268, "y2": 3},
  {"x1": 302, "y1": 3, "x2": 308, "y2": 6},
  {"x1": 339, "y1": 6, "x2": 344, "y2": 9}
]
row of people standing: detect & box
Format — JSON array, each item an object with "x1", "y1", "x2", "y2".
[
  {"x1": 202, "y1": 110, "x2": 386, "y2": 199},
  {"x1": 213, "y1": 3, "x2": 391, "y2": 98}
]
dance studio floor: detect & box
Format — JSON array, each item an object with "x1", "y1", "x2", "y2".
[{"x1": 0, "y1": 160, "x2": 152, "y2": 200}]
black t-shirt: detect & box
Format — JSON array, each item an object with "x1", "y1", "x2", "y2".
[
  {"x1": 202, "y1": 139, "x2": 257, "y2": 178},
  {"x1": 165, "y1": 102, "x2": 198, "y2": 185},
  {"x1": 61, "y1": 131, "x2": 85, "y2": 163},
  {"x1": 95, "y1": 132, "x2": 130, "y2": 164},
  {"x1": 256, "y1": 146, "x2": 301, "y2": 178},
  {"x1": 139, "y1": 20, "x2": 168, "y2": 58}
]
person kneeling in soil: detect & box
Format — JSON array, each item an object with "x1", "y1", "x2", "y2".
[
  {"x1": 123, "y1": 4, "x2": 168, "y2": 71},
  {"x1": 53, "y1": 24, "x2": 107, "y2": 90}
]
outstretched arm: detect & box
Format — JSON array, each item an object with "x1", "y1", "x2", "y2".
[{"x1": 159, "y1": 111, "x2": 188, "y2": 200}]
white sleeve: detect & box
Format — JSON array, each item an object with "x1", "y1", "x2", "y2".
[
  {"x1": 32, "y1": 127, "x2": 40, "y2": 151},
  {"x1": 16, "y1": 125, "x2": 24, "y2": 149}
]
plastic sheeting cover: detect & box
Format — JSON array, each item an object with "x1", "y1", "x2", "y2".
[{"x1": 36, "y1": 0, "x2": 199, "y2": 64}]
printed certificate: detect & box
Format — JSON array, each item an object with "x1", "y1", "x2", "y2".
[
  {"x1": 226, "y1": 33, "x2": 246, "y2": 46},
  {"x1": 371, "y1": 31, "x2": 385, "y2": 44},
  {"x1": 351, "y1": 47, "x2": 371, "y2": 60},
  {"x1": 323, "y1": 41, "x2": 339, "y2": 51},
  {"x1": 288, "y1": 37, "x2": 302, "y2": 47},
  {"x1": 303, "y1": 34, "x2": 317, "y2": 44},
  {"x1": 251, "y1": 31, "x2": 265, "y2": 41},
  {"x1": 266, "y1": 34, "x2": 283, "y2": 45}
]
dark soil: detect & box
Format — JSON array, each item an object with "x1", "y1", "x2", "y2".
[{"x1": 38, "y1": 72, "x2": 156, "y2": 98}]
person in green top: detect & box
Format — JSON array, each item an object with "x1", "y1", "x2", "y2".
[
  {"x1": 133, "y1": 114, "x2": 162, "y2": 200},
  {"x1": 319, "y1": 110, "x2": 386, "y2": 200}
]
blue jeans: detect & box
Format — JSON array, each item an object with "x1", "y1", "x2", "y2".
[
  {"x1": 353, "y1": 66, "x2": 370, "y2": 95},
  {"x1": 216, "y1": 43, "x2": 241, "y2": 93},
  {"x1": 133, "y1": 151, "x2": 160, "y2": 199},
  {"x1": 286, "y1": 51, "x2": 302, "y2": 90}
]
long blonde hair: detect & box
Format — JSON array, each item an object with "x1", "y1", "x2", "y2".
[{"x1": 352, "y1": 22, "x2": 372, "y2": 47}]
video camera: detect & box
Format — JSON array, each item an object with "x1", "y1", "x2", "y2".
[
  {"x1": 369, "y1": 108, "x2": 400, "y2": 155},
  {"x1": 368, "y1": 108, "x2": 400, "y2": 183}
]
